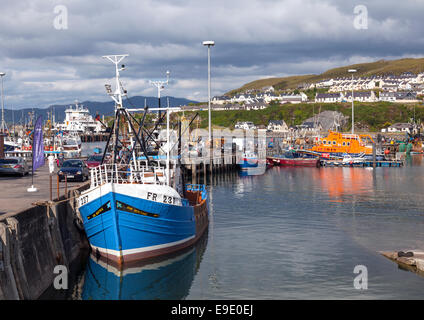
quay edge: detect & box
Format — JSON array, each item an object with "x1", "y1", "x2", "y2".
[
  {"x1": 380, "y1": 251, "x2": 424, "y2": 277},
  {"x1": 0, "y1": 183, "x2": 90, "y2": 300}
]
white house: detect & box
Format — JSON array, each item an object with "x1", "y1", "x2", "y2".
[
  {"x1": 267, "y1": 120, "x2": 289, "y2": 132},
  {"x1": 344, "y1": 91, "x2": 378, "y2": 102},
  {"x1": 235, "y1": 121, "x2": 257, "y2": 130},
  {"x1": 380, "y1": 91, "x2": 419, "y2": 103},
  {"x1": 382, "y1": 123, "x2": 413, "y2": 133},
  {"x1": 261, "y1": 86, "x2": 275, "y2": 93},
  {"x1": 315, "y1": 92, "x2": 344, "y2": 103}
]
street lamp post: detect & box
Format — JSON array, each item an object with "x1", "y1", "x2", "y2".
[
  {"x1": 348, "y1": 69, "x2": 357, "y2": 134},
  {"x1": 0, "y1": 72, "x2": 6, "y2": 134},
  {"x1": 203, "y1": 41, "x2": 214, "y2": 143}
]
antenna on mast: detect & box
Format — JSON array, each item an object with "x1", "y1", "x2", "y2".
[
  {"x1": 149, "y1": 70, "x2": 170, "y2": 118},
  {"x1": 102, "y1": 54, "x2": 129, "y2": 109}
]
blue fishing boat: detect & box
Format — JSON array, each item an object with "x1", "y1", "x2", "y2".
[
  {"x1": 77, "y1": 55, "x2": 208, "y2": 265},
  {"x1": 238, "y1": 151, "x2": 259, "y2": 170}
]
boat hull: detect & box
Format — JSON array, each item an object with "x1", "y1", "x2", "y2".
[
  {"x1": 269, "y1": 157, "x2": 320, "y2": 167},
  {"x1": 78, "y1": 184, "x2": 208, "y2": 265},
  {"x1": 239, "y1": 157, "x2": 259, "y2": 169}
]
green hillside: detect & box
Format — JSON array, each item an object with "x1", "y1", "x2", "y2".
[
  {"x1": 227, "y1": 57, "x2": 424, "y2": 96},
  {"x1": 181, "y1": 101, "x2": 424, "y2": 132}
]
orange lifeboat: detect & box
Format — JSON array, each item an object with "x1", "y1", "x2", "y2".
[{"x1": 309, "y1": 131, "x2": 374, "y2": 155}]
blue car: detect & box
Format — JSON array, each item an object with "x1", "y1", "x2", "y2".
[{"x1": 57, "y1": 159, "x2": 89, "y2": 182}]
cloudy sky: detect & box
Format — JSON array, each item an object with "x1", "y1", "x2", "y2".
[{"x1": 0, "y1": 0, "x2": 423, "y2": 109}]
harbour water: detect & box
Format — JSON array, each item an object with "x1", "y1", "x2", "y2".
[{"x1": 65, "y1": 143, "x2": 424, "y2": 299}]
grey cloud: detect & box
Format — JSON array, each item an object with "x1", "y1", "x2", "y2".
[{"x1": 0, "y1": 0, "x2": 423, "y2": 109}]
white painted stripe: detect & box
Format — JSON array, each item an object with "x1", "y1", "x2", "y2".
[
  {"x1": 90, "y1": 235, "x2": 195, "y2": 258},
  {"x1": 89, "y1": 248, "x2": 195, "y2": 277},
  {"x1": 78, "y1": 182, "x2": 183, "y2": 208}
]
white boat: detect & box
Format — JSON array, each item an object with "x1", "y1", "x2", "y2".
[
  {"x1": 61, "y1": 134, "x2": 82, "y2": 158},
  {"x1": 56, "y1": 101, "x2": 105, "y2": 134},
  {"x1": 3, "y1": 137, "x2": 19, "y2": 152}
]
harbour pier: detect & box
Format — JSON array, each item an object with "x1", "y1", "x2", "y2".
[
  {"x1": 0, "y1": 165, "x2": 89, "y2": 299},
  {"x1": 181, "y1": 154, "x2": 239, "y2": 185}
]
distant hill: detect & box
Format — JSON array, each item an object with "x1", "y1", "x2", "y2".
[
  {"x1": 2, "y1": 96, "x2": 198, "y2": 124},
  {"x1": 226, "y1": 57, "x2": 424, "y2": 95}
]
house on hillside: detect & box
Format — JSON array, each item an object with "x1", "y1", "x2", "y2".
[
  {"x1": 261, "y1": 86, "x2": 275, "y2": 93},
  {"x1": 212, "y1": 95, "x2": 231, "y2": 105},
  {"x1": 278, "y1": 93, "x2": 308, "y2": 104},
  {"x1": 244, "y1": 102, "x2": 267, "y2": 110},
  {"x1": 315, "y1": 92, "x2": 343, "y2": 103},
  {"x1": 304, "y1": 111, "x2": 347, "y2": 132},
  {"x1": 344, "y1": 91, "x2": 378, "y2": 102},
  {"x1": 300, "y1": 121, "x2": 323, "y2": 132},
  {"x1": 234, "y1": 121, "x2": 257, "y2": 130},
  {"x1": 381, "y1": 83, "x2": 398, "y2": 92},
  {"x1": 382, "y1": 123, "x2": 414, "y2": 133},
  {"x1": 379, "y1": 91, "x2": 418, "y2": 102},
  {"x1": 267, "y1": 120, "x2": 289, "y2": 133}
]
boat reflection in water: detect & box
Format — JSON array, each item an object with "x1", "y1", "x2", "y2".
[
  {"x1": 239, "y1": 161, "x2": 267, "y2": 177},
  {"x1": 82, "y1": 230, "x2": 208, "y2": 300}
]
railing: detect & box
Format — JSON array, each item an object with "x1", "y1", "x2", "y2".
[
  {"x1": 186, "y1": 184, "x2": 208, "y2": 200},
  {"x1": 90, "y1": 161, "x2": 170, "y2": 188}
]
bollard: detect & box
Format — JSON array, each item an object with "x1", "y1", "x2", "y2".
[
  {"x1": 57, "y1": 175, "x2": 60, "y2": 199},
  {"x1": 64, "y1": 176, "x2": 68, "y2": 198},
  {"x1": 0, "y1": 134, "x2": 4, "y2": 159},
  {"x1": 372, "y1": 142, "x2": 376, "y2": 168},
  {"x1": 49, "y1": 175, "x2": 52, "y2": 201}
]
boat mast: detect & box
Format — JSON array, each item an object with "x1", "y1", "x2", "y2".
[{"x1": 102, "y1": 54, "x2": 136, "y2": 166}]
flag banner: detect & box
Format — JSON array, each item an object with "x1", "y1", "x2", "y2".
[{"x1": 32, "y1": 115, "x2": 44, "y2": 171}]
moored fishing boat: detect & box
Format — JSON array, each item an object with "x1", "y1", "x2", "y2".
[
  {"x1": 77, "y1": 163, "x2": 208, "y2": 264},
  {"x1": 268, "y1": 150, "x2": 320, "y2": 167},
  {"x1": 77, "y1": 54, "x2": 208, "y2": 265},
  {"x1": 238, "y1": 151, "x2": 259, "y2": 170}
]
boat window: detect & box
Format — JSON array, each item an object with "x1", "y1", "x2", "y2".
[
  {"x1": 333, "y1": 141, "x2": 336, "y2": 145},
  {"x1": 342, "y1": 142, "x2": 346, "y2": 146},
  {"x1": 88, "y1": 155, "x2": 103, "y2": 162},
  {"x1": 323, "y1": 140, "x2": 327, "y2": 145},
  {"x1": 62, "y1": 160, "x2": 83, "y2": 167},
  {"x1": 347, "y1": 142, "x2": 350, "y2": 146}
]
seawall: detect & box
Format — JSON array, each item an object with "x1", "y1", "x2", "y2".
[{"x1": 0, "y1": 184, "x2": 89, "y2": 300}]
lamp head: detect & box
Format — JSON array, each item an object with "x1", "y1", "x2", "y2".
[
  {"x1": 348, "y1": 69, "x2": 357, "y2": 73},
  {"x1": 202, "y1": 40, "x2": 215, "y2": 46},
  {"x1": 0, "y1": 72, "x2": 5, "y2": 77}
]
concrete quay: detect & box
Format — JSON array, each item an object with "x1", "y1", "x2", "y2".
[
  {"x1": 0, "y1": 164, "x2": 89, "y2": 300},
  {"x1": 0, "y1": 164, "x2": 84, "y2": 217}
]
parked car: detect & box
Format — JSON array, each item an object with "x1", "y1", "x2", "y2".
[
  {"x1": 86, "y1": 154, "x2": 103, "y2": 168},
  {"x1": 0, "y1": 157, "x2": 29, "y2": 176},
  {"x1": 58, "y1": 159, "x2": 89, "y2": 182}
]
